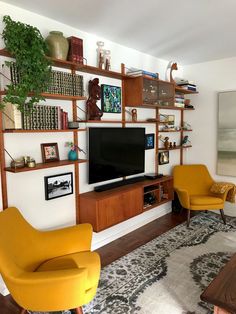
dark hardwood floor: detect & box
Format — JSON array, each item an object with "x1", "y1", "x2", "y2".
[{"x1": 0, "y1": 211, "x2": 188, "y2": 313}]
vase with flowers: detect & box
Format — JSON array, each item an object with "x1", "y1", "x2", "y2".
[{"x1": 65, "y1": 142, "x2": 86, "y2": 161}]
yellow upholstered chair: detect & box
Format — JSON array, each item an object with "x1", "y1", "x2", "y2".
[
  {"x1": 0, "y1": 207, "x2": 100, "y2": 314},
  {"x1": 173, "y1": 164, "x2": 231, "y2": 227}
]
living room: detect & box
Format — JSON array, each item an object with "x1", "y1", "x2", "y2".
[{"x1": 0, "y1": 1, "x2": 236, "y2": 314}]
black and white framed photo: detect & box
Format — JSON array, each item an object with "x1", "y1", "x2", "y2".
[
  {"x1": 145, "y1": 133, "x2": 155, "y2": 150},
  {"x1": 44, "y1": 172, "x2": 73, "y2": 200},
  {"x1": 158, "y1": 151, "x2": 169, "y2": 165}
]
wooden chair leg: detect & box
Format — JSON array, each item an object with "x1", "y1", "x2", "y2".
[
  {"x1": 187, "y1": 209, "x2": 191, "y2": 227},
  {"x1": 220, "y1": 209, "x2": 226, "y2": 224},
  {"x1": 75, "y1": 307, "x2": 83, "y2": 314},
  {"x1": 20, "y1": 309, "x2": 27, "y2": 314}
]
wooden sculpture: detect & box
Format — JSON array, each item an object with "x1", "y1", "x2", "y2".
[{"x1": 86, "y1": 78, "x2": 103, "y2": 120}]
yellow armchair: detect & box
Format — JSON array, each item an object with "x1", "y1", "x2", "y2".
[
  {"x1": 173, "y1": 164, "x2": 231, "y2": 227},
  {"x1": 0, "y1": 207, "x2": 100, "y2": 313}
]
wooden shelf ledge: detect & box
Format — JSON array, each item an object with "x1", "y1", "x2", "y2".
[
  {"x1": 2, "y1": 128, "x2": 86, "y2": 133},
  {"x1": 158, "y1": 145, "x2": 192, "y2": 151},
  {"x1": 5, "y1": 159, "x2": 87, "y2": 173}
]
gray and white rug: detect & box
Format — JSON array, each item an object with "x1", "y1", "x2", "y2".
[
  {"x1": 32, "y1": 212, "x2": 236, "y2": 314},
  {"x1": 84, "y1": 212, "x2": 236, "y2": 314}
]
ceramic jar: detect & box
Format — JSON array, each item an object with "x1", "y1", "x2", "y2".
[
  {"x1": 68, "y1": 150, "x2": 78, "y2": 161},
  {"x1": 45, "y1": 31, "x2": 69, "y2": 60}
]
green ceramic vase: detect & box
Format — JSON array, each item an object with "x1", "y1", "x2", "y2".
[{"x1": 45, "y1": 31, "x2": 69, "y2": 60}]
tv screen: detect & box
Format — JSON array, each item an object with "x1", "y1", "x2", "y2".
[{"x1": 89, "y1": 127, "x2": 145, "y2": 184}]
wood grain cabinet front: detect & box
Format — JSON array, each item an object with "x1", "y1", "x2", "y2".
[{"x1": 79, "y1": 186, "x2": 143, "y2": 232}]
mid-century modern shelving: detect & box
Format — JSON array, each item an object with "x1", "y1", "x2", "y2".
[{"x1": 0, "y1": 48, "x2": 197, "y2": 230}]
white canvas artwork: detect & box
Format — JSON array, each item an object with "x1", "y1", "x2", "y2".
[{"x1": 217, "y1": 91, "x2": 236, "y2": 176}]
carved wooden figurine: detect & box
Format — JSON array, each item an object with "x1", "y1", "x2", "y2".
[{"x1": 86, "y1": 78, "x2": 103, "y2": 120}]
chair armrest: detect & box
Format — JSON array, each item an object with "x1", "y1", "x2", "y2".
[
  {"x1": 175, "y1": 188, "x2": 190, "y2": 209},
  {"x1": 39, "y1": 223, "x2": 93, "y2": 258},
  {"x1": 8, "y1": 268, "x2": 88, "y2": 310},
  {"x1": 211, "y1": 186, "x2": 233, "y2": 202}
]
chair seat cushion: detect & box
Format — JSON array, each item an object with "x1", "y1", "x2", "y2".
[
  {"x1": 190, "y1": 195, "x2": 223, "y2": 206},
  {"x1": 36, "y1": 251, "x2": 100, "y2": 291}
]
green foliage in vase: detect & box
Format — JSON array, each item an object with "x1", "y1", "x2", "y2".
[{"x1": 1, "y1": 15, "x2": 51, "y2": 112}]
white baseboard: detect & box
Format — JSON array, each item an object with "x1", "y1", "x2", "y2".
[{"x1": 92, "y1": 205, "x2": 171, "y2": 250}]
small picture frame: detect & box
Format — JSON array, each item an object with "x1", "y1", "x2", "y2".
[
  {"x1": 44, "y1": 172, "x2": 73, "y2": 200},
  {"x1": 101, "y1": 84, "x2": 121, "y2": 113},
  {"x1": 158, "y1": 151, "x2": 169, "y2": 165},
  {"x1": 145, "y1": 133, "x2": 155, "y2": 150},
  {"x1": 41, "y1": 143, "x2": 59, "y2": 163}
]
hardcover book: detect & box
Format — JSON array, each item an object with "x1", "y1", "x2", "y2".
[{"x1": 67, "y1": 36, "x2": 83, "y2": 64}]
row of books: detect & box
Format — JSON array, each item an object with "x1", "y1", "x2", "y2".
[
  {"x1": 1, "y1": 63, "x2": 84, "y2": 97},
  {"x1": 126, "y1": 67, "x2": 159, "y2": 79},
  {"x1": 175, "y1": 93, "x2": 185, "y2": 108},
  {"x1": 45, "y1": 70, "x2": 84, "y2": 96},
  {"x1": 2, "y1": 103, "x2": 69, "y2": 130}
]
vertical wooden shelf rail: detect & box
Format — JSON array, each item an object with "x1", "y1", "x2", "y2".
[
  {"x1": 0, "y1": 109, "x2": 8, "y2": 209},
  {"x1": 180, "y1": 109, "x2": 184, "y2": 165},
  {"x1": 72, "y1": 66, "x2": 80, "y2": 224}
]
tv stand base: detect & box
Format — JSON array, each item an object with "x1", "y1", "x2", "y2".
[{"x1": 94, "y1": 176, "x2": 145, "y2": 192}]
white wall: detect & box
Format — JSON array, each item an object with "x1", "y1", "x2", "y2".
[
  {"x1": 0, "y1": 1, "x2": 186, "y2": 249},
  {"x1": 183, "y1": 57, "x2": 236, "y2": 213}
]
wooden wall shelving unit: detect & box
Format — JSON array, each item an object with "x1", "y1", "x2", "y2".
[{"x1": 0, "y1": 48, "x2": 198, "y2": 231}]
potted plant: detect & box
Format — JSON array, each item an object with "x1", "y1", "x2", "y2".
[
  {"x1": 1, "y1": 15, "x2": 51, "y2": 112},
  {"x1": 65, "y1": 141, "x2": 86, "y2": 161}
]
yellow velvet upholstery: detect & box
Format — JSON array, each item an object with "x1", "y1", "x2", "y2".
[
  {"x1": 173, "y1": 164, "x2": 231, "y2": 226},
  {"x1": 0, "y1": 207, "x2": 101, "y2": 312}
]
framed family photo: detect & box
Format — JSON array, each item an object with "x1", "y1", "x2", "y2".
[
  {"x1": 101, "y1": 84, "x2": 121, "y2": 113},
  {"x1": 41, "y1": 143, "x2": 59, "y2": 163},
  {"x1": 44, "y1": 172, "x2": 73, "y2": 200}
]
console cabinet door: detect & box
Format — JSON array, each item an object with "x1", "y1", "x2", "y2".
[{"x1": 97, "y1": 187, "x2": 143, "y2": 231}]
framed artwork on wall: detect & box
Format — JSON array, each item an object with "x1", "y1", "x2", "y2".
[
  {"x1": 145, "y1": 133, "x2": 155, "y2": 149},
  {"x1": 41, "y1": 143, "x2": 59, "y2": 163},
  {"x1": 44, "y1": 172, "x2": 73, "y2": 200},
  {"x1": 217, "y1": 91, "x2": 236, "y2": 176},
  {"x1": 158, "y1": 151, "x2": 169, "y2": 165},
  {"x1": 101, "y1": 84, "x2": 121, "y2": 113}
]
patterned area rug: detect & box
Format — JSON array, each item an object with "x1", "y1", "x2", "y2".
[{"x1": 31, "y1": 212, "x2": 236, "y2": 314}]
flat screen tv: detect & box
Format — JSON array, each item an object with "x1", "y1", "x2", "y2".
[{"x1": 89, "y1": 127, "x2": 145, "y2": 184}]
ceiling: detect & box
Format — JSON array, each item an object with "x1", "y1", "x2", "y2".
[{"x1": 2, "y1": 0, "x2": 236, "y2": 65}]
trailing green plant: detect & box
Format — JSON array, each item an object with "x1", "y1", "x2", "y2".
[{"x1": 1, "y1": 15, "x2": 51, "y2": 112}]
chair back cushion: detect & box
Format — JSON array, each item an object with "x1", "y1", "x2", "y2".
[
  {"x1": 173, "y1": 164, "x2": 214, "y2": 195},
  {"x1": 0, "y1": 207, "x2": 41, "y2": 275}
]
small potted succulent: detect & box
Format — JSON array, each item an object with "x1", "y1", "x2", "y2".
[{"x1": 65, "y1": 141, "x2": 86, "y2": 161}]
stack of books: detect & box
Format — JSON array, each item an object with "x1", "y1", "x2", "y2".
[
  {"x1": 22, "y1": 105, "x2": 69, "y2": 130},
  {"x1": 44, "y1": 70, "x2": 84, "y2": 96},
  {"x1": 2, "y1": 103, "x2": 69, "y2": 130},
  {"x1": 126, "y1": 67, "x2": 159, "y2": 79},
  {"x1": 67, "y1": 36, "x2": 83, "y2": 64},
  {"x1": 174, "y1": 93, "x2": 185, "y2": 108},
  {"x1": 177, "y1": 83, "x2": 197, "y2": 92}
]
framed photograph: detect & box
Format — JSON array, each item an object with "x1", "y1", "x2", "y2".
[
  {"x1": 145, "y1": 133, "x2": 155, "y2": 149},
  {"x1": 158, "y1": 151, "x2": 169, "y2": 165},
  {"x1": 101, "y1": 84, "x2": 121, "y2": 113},
  {"x1": 159, "y1": 114, "x2": 175, "y2": 127},
  {"x1": 44, "y1": 172, "x2": 73, "y2": 200},
  {"x1": 41, "y1": 143, "x2": 59, "y2": 163}
]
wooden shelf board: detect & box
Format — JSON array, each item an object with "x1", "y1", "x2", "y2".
[
  {"x1": 175, "y1": 86, "x2": 198, "y2": 94},
  {"x1": 125, "y1": 103, "x2": 195, "y2": 110},
  {"x1": 0, "y1": 91, "x2": 86, "y2": 101},
  {"x1": 3, "y1": 128, "x2": 86, "y2": 133},
  {"x1": 5, "y1": 159, "x2": 87, "y2": 173},
  {"x1": 143, "y1": 198, "x2": 172, "y2": 211},
  {"x1": 159, "y1": 129, "x2": 193, "y2": 133},
  {"x1": 80, "y1": 120, "x2": 124, "y2": 124},
  {"x1": 158, "y1": 145, "x2": 192, "y2": 151}
]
